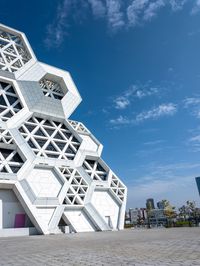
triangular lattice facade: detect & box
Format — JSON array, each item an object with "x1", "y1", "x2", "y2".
[{"x1": 0, "y1": 23, "x2": 127, "y2": 235}]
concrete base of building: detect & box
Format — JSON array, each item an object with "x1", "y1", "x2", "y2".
[{"x1": 0, "y1": 227, "x2": 38, "y2": 237}]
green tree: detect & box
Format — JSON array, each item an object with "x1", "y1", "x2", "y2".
[{"x1": 160, "y1": 199, "x2": 176, "y2": 226}]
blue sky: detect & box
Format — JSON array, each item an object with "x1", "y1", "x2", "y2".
[{"x1": 1, "y1": 0, "x2": 200, "y2": 209}]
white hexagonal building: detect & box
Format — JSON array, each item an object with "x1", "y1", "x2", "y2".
[{"x1": 0, "y1": 23, "x2": 127, "y2": 236}]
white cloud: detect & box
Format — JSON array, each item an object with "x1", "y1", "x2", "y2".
[
  {"x1": 189, "y1": 134, "x2": 200, "y2": 151},
  {"x1": 106, "y1": 0, "x2": 125, "y2": 30},
  {"x1": 135, "y1": 103, "x2": 177, "y2": 122},
  {"x1": 113, "y1": 84, "x2": 159, "y2": 110},
  {"x1": 127, "y1": 0, "x2": 149, "y2": 26},
  {"x1": 110, "y1": 115, "x2": 131, "y2": 125},
  {"x1": 88, "y1": 0, "x2": 106, "y2": 17},
  {"x1": 190, "y1": 135, "x2": 200, "y2": 142},
  {"x1": 109, "y1": 103, "x2": 177, "y2": 126},
  {"x1": 45, "y1": 0, "x2": 71, "y2": 48},
  {"x1": 45, "y1": 0, "x2": 198, "y2": 47},
  {"x1": 169, "y1": 0, "x2": 189, "y2": 11},
  {"x1": 183, "y1": 97, "x2": 200, "y2": 118},
  {"x1": 135, "y1": 87, "x2": 159, "y2": 98},
  {"x1": 114, "y1": 96, "x2": 130, "y2": 109},
  {"x1": 143, "y1": 0, "x2": 165, "y2": 21},
  {"x1": 183, "y1": 97, "x2": 200, "y2": 107},
  {"x1": 191, "y1": 0, "x2": 200, "y2": 14},
  {"x1": 143, "y1": 139, "x2": 165, "y2": 145}
]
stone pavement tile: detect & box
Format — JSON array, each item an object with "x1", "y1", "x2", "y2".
[{"x1": 0, "y1": 228, "x2": 200, "y2": 266}]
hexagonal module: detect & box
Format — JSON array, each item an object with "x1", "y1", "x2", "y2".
[
  {"x1": 0, "y1": 23, "x2": 36, "y2": 73},
  {"x1": 26, "y1": 167, "x2": 63, "y2": 198},
  {"x1": 18, "y1": 115, "x2": 81, "y2": 160},
  {"x1": 0, "y1": 80, "x2": 23, "y2": 122},
  {"x1": 17, "y1": 62, "x2": 82, "y2": 119}
]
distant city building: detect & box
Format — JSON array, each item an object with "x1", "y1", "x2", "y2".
[
  {"x1": 157, "y1": 201, "x2": 165, "y2": 209},
  {"x1": 148, "y1": 209, "x2": 167, "y2": 226},
  {"x1": 138, "y1": 208, "x2": 148, "y2": 220},
  {"x1": 125, "y1": 211, "x2": 131, "y2": 225},
  {"x1": 195, "y1": 177, "x2": 200, "y2": 196},
  {"x1": 128, "y1": 208, "x2": 148, "y2": 225},
  {"x1": 129, "y1": 208, "x2": 139, "y2": 224},
  {"x1": 127, "y1": 206, "x2": 168, "y2": 227},
  {"x1": 146, "y1": 198, "x2": 155, "y2": 210}
]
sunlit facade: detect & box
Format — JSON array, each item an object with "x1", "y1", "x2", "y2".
[{"x1": 0, "y1": 23, "x2": 127, "y2": 235}]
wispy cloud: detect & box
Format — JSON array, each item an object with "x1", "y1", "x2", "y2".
[
  {"x1": 110, "y1": 115, "x2": 130, "y2": 125},
  {"x1": 127, "y1": 0, "x2": 149, "y2": 27},
  {"x1": 45, "y1": 0, "x2": 71, "y2": 48},
  {"x1": 190, "y1": 135, "x2": 200, "y2": 142},
  {"x1": 106, "y1": 0, "x2": 125, "y2": 30},
  {"x1": 191, "y1": 0, "x2": 200, "y2": 14},
  {"x1": 110, "y1": 103, "x2": 177, "y2": 126},
  {"x1": 127, "y1": 161, "x2": 200, "y2": 207},
  {"x1": 143, "y1": 0, "x2": 165, "y2": 21},
  {"x1": 188, "y1": 29, "x2": 200, "y2": 37},
  {"x1": 183, "y1": 97, "x2": 200, "y2": 118},
  {"x1": 88, "y1": 0, "x2": 106, "y2": 18},
  {"x1": 143, "y1": 139, "x2": 165, "y2": 145},
  {"x1": 113, "y1": 84, "x2": 159, "y2": 109},
  {"x1": 135, "y1": 103, "x2": 177, "y2": 122},
  {"x1": 114, "y1": 97, "x2": 130, "y2": 109},
  {"x1": 188, "y1": 134, "x2": 200, "y2": 151},
  {"x1": 183, "y1": 97, "x2": 200, "y2": 107},
  {"x1": 169, "y1": 0, "x2": 189, "y2": 11},
  {"x1": 45, "y1": 0, "x2": 199, "y2": 47}
]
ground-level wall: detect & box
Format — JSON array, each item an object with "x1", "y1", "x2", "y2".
[
  {"x1": 0, "y1": 189, "x2": 33, "y2": 229},
  {"x1": 91, "y1": 191, "x2": 120, "y2": 229}
]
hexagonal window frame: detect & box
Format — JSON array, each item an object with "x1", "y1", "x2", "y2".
[
  {"x1": 17, "y1": 62, "x2": 82, "y2": 119},
  {"x1": 0, "y1": 23, "x2": 37, "y2": 75},
  {"x1": 21, "y1": 165, "x2": 66, "y2": 205}
]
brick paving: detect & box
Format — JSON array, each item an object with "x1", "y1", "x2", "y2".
[{"x1": 0, "y1": 227, "x2": 199, "y2": 265}]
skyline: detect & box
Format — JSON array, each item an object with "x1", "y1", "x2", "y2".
[{"x1": 1, "y1": 0, "x2": 200, "y2": 208}]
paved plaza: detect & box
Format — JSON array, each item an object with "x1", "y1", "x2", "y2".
[{"x1": 0, "y1": 227, "x2": 199, "y2": 266}]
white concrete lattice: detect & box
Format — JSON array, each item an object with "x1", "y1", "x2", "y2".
[
  {"x1": 39, "y1": 78, "x2": 64, "y2": 100},
  {"x1": 0, "y1": 28, "x2": 31, "y2": 73},
  {"x1": 0, "y1": 81, "x2": 23, "y2": 121},
  {"x1": 0, "y1": 23, "x2": 127, "y2": 235}
]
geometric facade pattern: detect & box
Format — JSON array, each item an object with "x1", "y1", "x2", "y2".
[
  {"x1": 0, "y1": 81, "x2": 23, "y2": 121},
  {"x1": 0, "y1": 28, "x2": 31, "y2": 73},
  {"x1": 0, "y1": 128, "x2": 14, "y2": 145},
  {"x1": 68, "y1": 120, "x2": 89, "y2": 134},
  {"x1": 26, "y1": 167, "x2": 63, "y2": 198},
  {"x1": 19, "y1": 116, "x2": 80, "y2": 160},
  {"x1": 0, "y1": 147, "x2": 24, "y2": 173},
  {"x1": 39, "y1": 78, "x2": 64, "y2": 100},
  {"x1": 0, "y1": 23, "x2": 127, "y2": 235},
  {"x1": 82, "y1": 159, "x2": 108, "y2": 181},
  {"x1": 59, "y1": 167, "x2": 89, "y2": 206},
  {"x1": 110, "y1": 175, "x2": 126, "y2": 202},
  {"x1": 0, "y1": 129, "x2": 24, "y2": 174}
]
